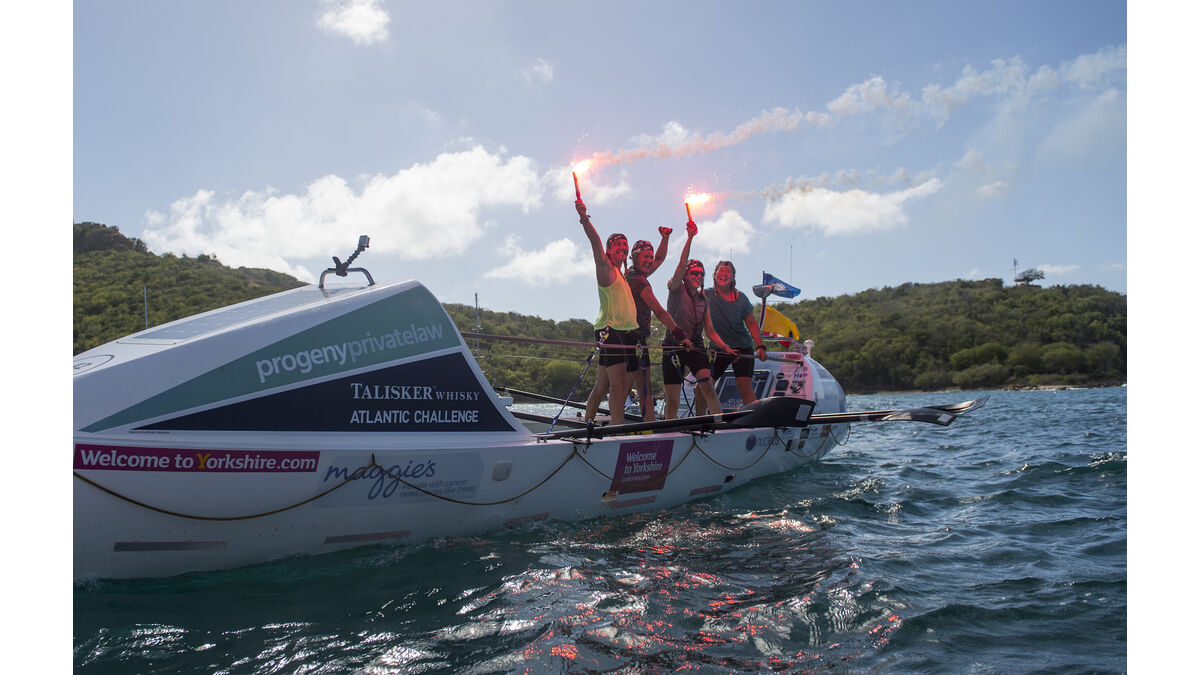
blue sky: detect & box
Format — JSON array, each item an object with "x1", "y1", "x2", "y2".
[{"x1": 69, "y1": 0, "x2": 1129, "y2": 322}]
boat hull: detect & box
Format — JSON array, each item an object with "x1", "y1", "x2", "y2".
[
  {"x1": 73, "y1": 278, "x2": 848, "y2": 579},
  {"x1": 73, "y1": 424, "x2": 842, "y2": 579}
]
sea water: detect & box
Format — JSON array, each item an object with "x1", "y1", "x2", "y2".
[{"x1": 73, "y1": 388, "x2": 1127, "y2": 673}]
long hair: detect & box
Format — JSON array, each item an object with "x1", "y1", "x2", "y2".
[{"x1": 715, "y1": 260, "x2": 736, "y2": 290}]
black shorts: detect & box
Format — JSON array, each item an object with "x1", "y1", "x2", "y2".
[
  {"x1": 595, "y1": 328, "x2": 639, "y2": 369},
  {"x1": 661, "y1": 345, "x2": 712, "y2": 385},
  {"x1": 711, "y1": 347, "x2": 754, "y2": 381}
]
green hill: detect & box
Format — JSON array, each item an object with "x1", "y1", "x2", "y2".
[
  {"x1": 74, "y1": 222, "x2": 1126, "y2": 394},
  {"x1": 769, "y1": 279, "x2": 1125, "y2": 392},
  {"x1": 73, "y1": 222, "x2": 306, "y2": 354}
]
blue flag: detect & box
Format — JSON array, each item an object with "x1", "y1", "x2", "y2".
[{"x1": 762, "y1": 272, "x2": 800, "y2": 298}]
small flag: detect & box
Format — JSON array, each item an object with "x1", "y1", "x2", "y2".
[{"x1": 762, "y1": 272, "x2": 801, "y2": 298}]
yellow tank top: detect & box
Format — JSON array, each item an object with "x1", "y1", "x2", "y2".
[{"x1": 594, "y1": 269, "x2": 638, "y2": 331}]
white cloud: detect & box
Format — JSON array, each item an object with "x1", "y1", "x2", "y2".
[
  {"x1": 142, "y1": 147, "x2": 543, "y2": 280},
  {"x1": 691, "y1": 210, "x2": 756, "y2": 258},
  {"x1": 955, "y1": 149, "x2": 987, "y2": 173},
  {"x1": 1038, "y1": 263, "x2": 1081, "y2": 276},
  {"x1": 521, "y1": 57, "x2": 554, "y2": 85},
  {"x1": 977, "y1": 181, "x2": 1008, "y2": 198},
  {"x1": 316, "y1": 0, "x2": 390, "y2": 45},
  {"x1": 825, "y1": 46, "x2": 1126, "y2": 128},
  {"x1": 1036, "y1": 87, "x2": 1126, "y2": 161},
  {"x1": 762, "y1": 178, "x2": 943, "y2": 235},
  {"x1": 483, "y1": 237, "x2": 592, "y2": 283},
  {"x1": 1059, "y1": 45, "x2": 1127, "y2": 90}
]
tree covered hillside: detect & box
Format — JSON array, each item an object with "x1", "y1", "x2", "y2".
[
  {"x1": 74, "y1": 222, "x2": 1126, "y2": 394},
  {"x1": 769, "y1": 279, "x2": 1125, "y2": 391},
  {"x1": 74, "y1": 222, "x2": 305, "y2": 353}
]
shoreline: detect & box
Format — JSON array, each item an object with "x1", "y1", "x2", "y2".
[{"x1": 847, "y1": 381, "x2": 1126, "y2": 396}]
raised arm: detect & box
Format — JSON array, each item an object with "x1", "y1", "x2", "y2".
[
  {"x1": 667, "y1": 221, "x2": 697, "y2": 291},
  {"x1": 646, "y1": 226, "x2": 672, "y2": 276},
  {"x1": 577, "y1": 199, "x2": 614, "y2": 286}
]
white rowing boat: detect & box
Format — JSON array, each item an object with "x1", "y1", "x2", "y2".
[{"x1": 73, "y1": 242, "x2": 985, "y2": 579}]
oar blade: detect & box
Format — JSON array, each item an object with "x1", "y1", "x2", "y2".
[
  {"x1": 879, "y1": 395, "x2": 990, "y2": 426},
  {"x1": 928, "y1": 395, "x2": 990, "y2": 416},
  {"x1": 880, "y1": 407, "x2": 958, "y2": 426}
]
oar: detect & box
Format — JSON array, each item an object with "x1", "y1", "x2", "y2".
[
  {"x1": 536, "y1": 395, "x2": 989, "y2": 439},
  {"x1": 809, "y1": 395, "x2": 989, "y2": 427},
  {"x1": 510, "y1": 410, "x2": 589, "y2": 429},
  {"x1": 537, "y1": 396, "x2": 814, "y2": 441},
  {"x1": 499, "y1": 387, "x2": 588, "y2": 409},
  {"x1": 498, "y1": 387, "x2": 643, "y2": 422}
]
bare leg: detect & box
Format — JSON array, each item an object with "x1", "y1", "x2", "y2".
[
  {"x1": 584, "y1": 367, "x2": 608, "y2": 421},
  {"x1": 663, "y1": 384, "x2": 681, "y2": 420},
  {"x1": 606, "y1": 363, "x2": 628, "y2": 425},
  {"x1": 736, "y1": 376, "x2": 757, "y2": 406},
  {"x1": 695, "y1": 371, "x2": 721, "y2": 415}
]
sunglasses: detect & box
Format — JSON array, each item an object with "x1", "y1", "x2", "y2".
[{"x1": 686, "y1": 270, "x2": 704, "y2": 277}]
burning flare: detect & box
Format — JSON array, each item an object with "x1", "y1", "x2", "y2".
[
  {"x1": 684, "y1": 191, "x2": 714, "y2": 222},
  {"x1": 571, "y1": 159, "x2": 594, "y2": 199}
]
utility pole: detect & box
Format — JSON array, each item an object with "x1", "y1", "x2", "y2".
[{"x1": 474, "y1": 293, "x2": 483, "y2": 373}]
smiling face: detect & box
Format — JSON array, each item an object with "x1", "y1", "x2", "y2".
[
  {"x1": 605, "y1": 235, "x2": 628, "y2": 267},
  {"x1": 631, "y1": 247, "x2": 654, "y2": 273},
  {"x1": 685, "y1": 265, "x2": 704, "y2": 290},
  {"x1": 714, "y1": 262, "x2": 734, "y2": 290}
]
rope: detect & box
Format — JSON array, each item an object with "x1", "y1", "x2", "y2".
[
  {"x1": 73, "y1": 424, "x2": 813, "y2": 521},
  {"x1": 831, "y1": 422, "x2": 853, "y2": 446},
  {"x1": 461, "y1": 331, "x2": 798, "y2": 363},
  {"x1": 570, "y1": 435, "x2": 702, "y2": 490},
  {"x1": 73, "y1": 447, "x2": 583, "y2": 520},
  {"x1": 550, "y1": 347, "x2": 597, "y2": 433},
  {"x1": 691, "y1": 427, "x2": 779, "y2": 471},
  {"x1": 370, "y1": 447, "x2": 579, "y2": 506},
  {"x1": 72, "y1": 460, "x2": 376, "y2": 521}
]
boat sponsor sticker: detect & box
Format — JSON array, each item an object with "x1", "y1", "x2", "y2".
[
  {"x1": 610, "y1": 439, "x2": 674, "y2": 494},
  {"x1": 314, "y1": 452, "x2": 483, "y2": 506},
  {"x1": 82, "y1": 285, "x2": 462, "y2": 433},
  {"x1": 136, "y1": 353, "x2": 515, "y2": 432},
  {"x1": 73, "y1": 444, "x2": 320, "y2": 473}
]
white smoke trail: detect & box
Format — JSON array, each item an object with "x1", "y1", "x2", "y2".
[{"x1": 584, "y1": 108, "x2": 833, "y2": 169}]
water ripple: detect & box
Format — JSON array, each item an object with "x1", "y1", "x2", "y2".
[{"x1": 75, "y1": 387, "x2": 1126, "y2": 673}]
